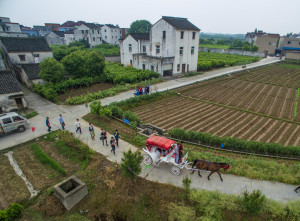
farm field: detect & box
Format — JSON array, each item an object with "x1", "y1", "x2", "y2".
[{"x1": 132, "y1": 62, "x2": 300, "y2": 146}]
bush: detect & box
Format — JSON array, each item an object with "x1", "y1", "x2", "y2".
[
  {"x1": 120, "y1": 150, "x2": 143, "y2": 179},
  {"x1": 39, "y1": 58, "x2": 65, "y2": 83},
  {"x1": 90, "y1": 101, "x2": 112, "y2": 117},
  {"x1": 24, "y1": 111, "x2": 38, "y2": 119},
  {"x1": 0, "y1": 203, "x2": 24, "y2": 221},
  {"x1": 123, "y1": 111, "x2": 140, "y2": 123},
  {"x1": 168, "y1": 128, "x2": 300, "y2": 157},
  {"x1": 242, "y1": 190, "x2": 265, "y2": 215},
  {"x1": 31, "y1": 144, "x2": 66, "y2": 175}
]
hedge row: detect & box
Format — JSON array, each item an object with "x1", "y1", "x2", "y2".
[
  {"x1": 168, "y1": 128, "x2": 300, "y2": 157},
  {"x1": 66, "y1": 78, "x2": 163, "y2": 105},
  {"x1": 109, "y1": 105, "x2": 140, "y2": 129}
]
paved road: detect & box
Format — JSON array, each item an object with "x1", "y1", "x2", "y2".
[{"x1": 2, "y1": 57, "x2": 298, "y2": 203}]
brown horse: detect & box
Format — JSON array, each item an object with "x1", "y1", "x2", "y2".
[{"x1": 190, "y1": 159, "x2": 231, "y2": 181}]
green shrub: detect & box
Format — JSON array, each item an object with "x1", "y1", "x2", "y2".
[
  {"x1": 90, "y1": 101, "x2": 112, "y2": 117},
  {"x1": 123, "y1": 111, "x2": 140, "y2": 123},
  {"x1": 110, "y1": 105, "x2": 124, "y2": 119},
  {"x1": 168, "y1": 203, "x2": 197, "y2": 221},
  {"x1": 30, "y1": 144, "x2": 66, "y2": 175},
  {"x1": 0, "y1": 210, "x2": 8, "y2": 221},
  {"x1": 242, "y1": 190, "x2": 265, "y2": 215},
  {"x1": 0, "y1": 203, "x2": 24, "y2": 221},
  {"x1": 24, "y1": 111, "x2": 38, "y2": 119},
  {"x1": 120, "y1": 150, "x2": 143, "y2": 179},
  {"x1": 285, "y1": 200, "x2": 300, "y2": 221}
]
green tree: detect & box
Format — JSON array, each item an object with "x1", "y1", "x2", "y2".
[
  {"x1": 242, "y1": 190, "x2": 265, "y2": 215},
  {"x1": 128, "y1": 20, "x2": 152, "y2": 34},
  {"x1": 89, "y1": 101, "x2": 112, "y2": 117},
  {"x1": 251, "y1": 45, "x2": 259, "y2": 52},
  {"x1": 39, "y1": 57, "x2": 65, "y2": 83},
  {"x1": 68, "y1": 39, "x2": 90, "y2": 48},
  {"x1": 61, "y1": 50, "x2": 88, "y2": 78},
  {"x1": 86, "y1": 51, "x2": 106, "y2": 77},
  {"x1": 51, "y1": 45, "x2": 69, "y2": 61},
  {"x1": 120, "y1": 150, "x2": 143, "y2": 180}
]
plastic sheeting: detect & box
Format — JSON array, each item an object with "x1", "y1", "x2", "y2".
[{"x1": 4, "y1": 151, "x2": 39, "y2": 198}]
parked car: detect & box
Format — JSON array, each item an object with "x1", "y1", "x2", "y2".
[{"x1": 0, "y1": 112, "x2": 30, "y2": 134}]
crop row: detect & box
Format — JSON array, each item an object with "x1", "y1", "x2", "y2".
[{"x1": 133, "y1": 97, "x2": 300, "y2": 146}]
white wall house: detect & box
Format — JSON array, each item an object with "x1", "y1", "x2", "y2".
[
  {"x1": 74, "y1": 23, "x2": 102, "y2": 47},
  {"x1": 0, "y1": 17, "x2": 28, "y2": 38},
  {"x1": 101, "y1": 24, "x2": 122, "y2": 45},
  {"x1": 45, "y1": 31, "x2": 65, "y2": 45},
  {"x1": 120, "y1": 16, "x2": 200, "y2": 76}
]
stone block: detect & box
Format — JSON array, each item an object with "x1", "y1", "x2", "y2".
[{"x1": 54, "y1": 175, "x2": 88, "y2": 210}]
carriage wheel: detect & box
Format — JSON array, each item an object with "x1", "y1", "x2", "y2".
[
  {"x1": 143, "y1": 154, "x2": 153, "y2": 166},
  {"x1": 171, "y1": 166, "x2": 181, "y2": 176}
]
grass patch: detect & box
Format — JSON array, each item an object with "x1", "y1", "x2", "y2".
[
  {"x1": 30, "y1": 144, "x2": 66, "y2": 175},
  {"x1": 199, "y1": 44, "x2": 231, "y2": 49},
  {"x1": 181, "y1": 72, "x2": 204, "y2": 78},
  {"x1": 24, "y1": 111, "x2": 39, "y2": 119},
  {"x1": 54, "y1": 131, "x2": 95, "y2": 170}
]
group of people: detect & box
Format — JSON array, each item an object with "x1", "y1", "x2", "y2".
[
  {"x1": 135, "y1": 84, "x2": 150, "y2": 95},
  {"x1": 46, "y1": 115, "x2": 120, "y2": 155},
  {"x1": 156, "y1": 141, "x2": 184, "y2": 164}
]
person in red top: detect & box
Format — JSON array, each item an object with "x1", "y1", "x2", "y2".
[{"x1": 178, "y1": 141, "x2": 184, "y2": 163}]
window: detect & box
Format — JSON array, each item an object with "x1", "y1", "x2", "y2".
[
  {"x1": 180, "y1": 47, "x2": 183, "y2": 55},
  {"x1": 87, "y1": 38, "x2": 89, "y2": 42},
  {"x1": 288, "y1": 41, "x2": 291, "y2": 44},
  {"x1": 33, "y1": 54, "x2": 39, "y2": 57},
  {"x1": 98, "y1": 30, "x2": 100, "y2": 34},
  {"x1": 143, "y1": 46, "x2": 146, "y2": 53},
  {"x1": 120, "y1": 30, "x2": 122, "y2": 33},
  {"x1": 93, "y1": 37, "x2": 95, "y2": 41},
  {"x1": 177, "y1": 64, "x2": 180, "y2": 71},
  {"x1": 105, "y1": 36, "x2": 107, "y2": 39},
  {"x1": 156, "y1": 45, "x2": 160, "y2": 54},
  {"x1": 142, "y1": 64, "x2": 146, "y2": 70},
  {"x1": 130, "y1": 60, "x2": 133, "y2": 65},
  {"x1": 151, "y1": 66, "x2": 154, "y2": 71},
  {"x1": 163, "y1": 31, "x2": 166, "y2": 40},
  {"x1": 12, "y1": 116, "x2": 23, "y2": 122},
  {"x1": 191, "y1": 46, "x2": 195, "y2": 55},
  {"x1": 112, "y1": 36, "x2": 113, "y2": 39},
  {"x1": 105, "y1": 29, "x2": 106, "y2": 32},
  {"x1": 2, "y1": 27, "x2": 5, "y2": 32},
  {"x1": 181, "y1": 31, "x2": 184, "y2": 39},
  {"x1": 18, "y1": 55, "x2": 26, "y2": 61},
  {"x1": 129, "y1": 44, "x2": 132, "y2": 52},
  {"x1": 187, "y1": 64, "x2": 189, "y2": 72},
  {"x1": 192, "y1": 32, "x2": 196, "y2": 39},
  {"x1": 2, "y1": 117, "x2": 12, "y2": 124},
  {"x1": 85, "y1": 30, "x2": 88, "y2": 34},
  {"x1": 82, "y1": 30, "x2": 84, "y2": 34}
]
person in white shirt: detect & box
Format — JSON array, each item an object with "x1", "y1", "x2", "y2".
[{"x1": 75, "y1": 119, "x2": 82, "y2": 134}]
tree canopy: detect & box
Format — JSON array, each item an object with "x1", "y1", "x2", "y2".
[
  {"x1": 128, "y1": 20, "x2": 152, "y2": 34},
  {"x1": 68, "y1": 39, "x2": 90, "y2": 48},
  {"x1": 39, "y1": 57, "x2": 65, "y2": 83}
]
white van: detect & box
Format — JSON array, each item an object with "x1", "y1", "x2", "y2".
[{"x1": 0, "y1": 112, "x2": 30, "y2": 134}]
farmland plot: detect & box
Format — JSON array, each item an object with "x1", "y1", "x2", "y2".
[{"x1": 131, "y1": 62, "x2": 300, "y2": 146}]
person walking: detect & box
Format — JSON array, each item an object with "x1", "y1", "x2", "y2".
[
  {"x1": 89, "y1": 123, "x2": 95, "y2": 140},
  {"x1": 75, "y1": 119, "x2": 82, "y2": 134},
  {"x1": 114, "y1": 129, "x2": 119, "y2": 147},
  {"x1": 58, "y1": 114, "x2": 65, "y2": 130},
  {"x1": 46, "y1": 117, "x2": 51, "y2": 132},
  {"x1": 294, "y1": 185, "x2": 300, "y2": 193},
  {"x1": 110, "y1": 136, "x2": 116, "y2": 155},
  {"x1": 101, "y1": 129, "x2": 108, "y2": 146},
  {"x1": 174, "y1": 143, "x2": 179, "y2": 164},
  {"x1": 178, "y1": 141, "x2": 184, "y2": 163}
]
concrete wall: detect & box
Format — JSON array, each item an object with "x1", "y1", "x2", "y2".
[
  {"x1": 74, "y1": 24, "x2": 102, "y2": 47},
  {"x1": 120, "y1": 35, "x2": 138, "y2": 65},
  {"x1": 101, "y1": 25, "x2": 122, "y2": 44},
  {"x1": 64, "y1": 33, "x2": 75, "y2": 45},
  {"x1": 0, "y1": 92, "x2": 27, "y2": 112},
  {"x1": 286, "y1": 51, "x2": 300, "y2": 60},
  {"x1": 104, "y1": 55, "x2": 121, "y2": 63},
  {"x1": 279, "y1": 37, "x2": 300, "y2": 48},
  {"x1": 7, "y1": 23, "x2": 21, "y2": 33},
  {"x1": 0, "y1": 32, "x2": 28, "y2": 38},
  {"x1": 254, "y1": 35, "x2": 278, "y2": 55},
  {"x1": 8, "y1": 51, "x2": 53, "y2": 64},
  {"x1": 46, "y1": 32, "x2": 65, "y2": 45},
  {"x1": 198, "y1": 47, "x2": 265, "y2": 57}
]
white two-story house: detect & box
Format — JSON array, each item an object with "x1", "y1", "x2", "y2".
[
  {"x1": 120, "y1": 16, "x2": 200, "y2": 76},
  {"x1": 101, "y1": 24, "x2": 122, "y2": 45},
  {"x1": 73, "y1": 23, "x2": 102, "y2": 47}
]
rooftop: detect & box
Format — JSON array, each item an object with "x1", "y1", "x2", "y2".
[
  {"x1": 130, "y1": 33, "x2": 150, "y2": 41},
  {"x1": 0, "y1": 37, "x2": 52, "y2": 52},
  {"x1": 21, "y1": 64, "x2": 41, "y2": 80},
  {"x1": 161, "y1": 16, "x2": 200, "y2": 31},
  {"x1": 0, "y1": 70, "x2": 22, "y2": 94}
]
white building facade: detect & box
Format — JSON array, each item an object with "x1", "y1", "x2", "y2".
[
  {"x1": 120, "y1": 16, "x2": 200, "y2": 76},
  {"x1": 73, "y1": 23, "x2": 102, "y2": 47},
  {"x1": 101, "y1": 24, "x2": 122, "y2": 44}
]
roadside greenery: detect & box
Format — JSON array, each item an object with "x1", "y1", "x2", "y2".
[
  {"x1": 24, "y1": 111, "x2": 38, "y2": 119},
  {"x1": 168, "y1": 128, "x2": 300, "y2": 157},
  {"x1": 0, "y1": 203, "x2": 24, "y2": 221},
  {"x1": 65, "y1": 78, "x2": 162, "y2": 105},
  {"x1": 197, "y1": 52, "x2": 260, "y2": 71},
  {"x1": 30, "y1": 143, "x2": 66, "y2": 175},
  {"x1": 120, "y1": 150, "x2": 143, "y2": 179},
  {"x1": 242, "y1": 190, "x2": 265, "y2": 215}
]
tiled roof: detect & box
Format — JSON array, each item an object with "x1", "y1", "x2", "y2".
[
  {"x1": 0, "y1": 37, "x2": 51, "y2": 52},
  {"x1": 59, "y1": 21, "x2": 76, "y2": 27},
  {"x1": 84, "y1": 23, "x2": 99, "y2": 29},
  {"x1": 0, "y1": 70, "x2": 22, "y2": 94},
  {"x1": 105, "y1": 24, "x2": 118, "y2": 29},
  {"x1": 64, "y1": 29, "x2": 74, "y2": 34},
  {"x1": 162, "y1": 16, "x2": 200, "y2": 31},
  {"x1": 53, "y1": 31, "x2": 65, "y2": 37},
  {"x1": 21, "y1": 64, "x2": 41, "y2": 80},
  {"x1": 130, "y1": 33, "x2": 150, "y2": 41}
]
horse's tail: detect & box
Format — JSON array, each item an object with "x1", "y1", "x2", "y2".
[{"x1": 191, "y1": 159, "x2": 198, "y2": 168}]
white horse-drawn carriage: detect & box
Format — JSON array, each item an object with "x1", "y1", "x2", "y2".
[{"x1": 143, "y1": 135, "x2": 189, "y2": 175}]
